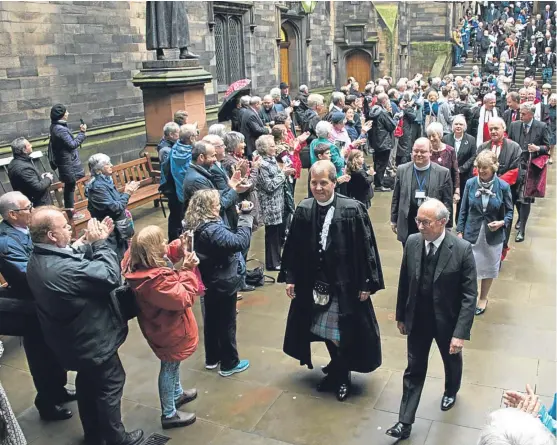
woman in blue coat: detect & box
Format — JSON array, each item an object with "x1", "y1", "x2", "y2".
[
  {"x1": 49, "y1": 104, "x2": 87, "y2": 214},
  {"x1": 457, "y1": 150, "x2": 513, "y2": 316}
]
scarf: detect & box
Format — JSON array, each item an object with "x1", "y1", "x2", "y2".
[
  {"x1": 477, "y1": 106, "x2": 498, "y2": 146},
  {"x1": 475, "y1": 175, "x2": 497, "y2": 198}
]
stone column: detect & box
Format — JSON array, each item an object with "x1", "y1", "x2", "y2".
[{"x1": 132, "y1": 60, "x2": 212, "y2": 151}]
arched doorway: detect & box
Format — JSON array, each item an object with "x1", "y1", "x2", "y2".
[
  {"x1": 345, "y1": 50, "x2": 372, "y2": 88},
  {"x1": 280, "y1": 22, "x2": 300, "y2": 91},
  {"x1": 280, "y1": 28, "x2": 290, "y2": 86}
]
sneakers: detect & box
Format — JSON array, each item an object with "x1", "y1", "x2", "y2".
[
  {"x1": 161, "y1": 410, "x2": 196, "y2": 430},
  {"x1": 205, "y1": 362, "x2": 219, "y2": 370},
  {"x1": 218, "y1": 359, "x2": 250, "y2": 377}
]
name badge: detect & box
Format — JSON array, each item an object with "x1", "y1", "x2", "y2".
[{"x1": 415, "y1": 191, "x2": 426, "y2": 199}]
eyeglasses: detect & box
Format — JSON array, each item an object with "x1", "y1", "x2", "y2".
[
  {"x1": 11, "y1": 203, "x2": 33, "y2": 212},
  {"x1": 414, "y1": 217, "x2": 440, "y2": 228}
]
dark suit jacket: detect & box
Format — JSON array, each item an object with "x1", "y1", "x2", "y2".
[
  {"x1": 457, "y1": 176, "x2": 514, "y2": 245},
  {"x1": 240, "y1": 107, "x2": 269, "y2": 158},
  {"x1": 503, "y1": 108, "x2": 520, "y2": 131},
  {"x1": 477, "y1": 139, "x2": 522, "y2": 178},
  {"x1": 396, "y1": 232, "x2": 477, "y2": 340},
  {"x1": 390, "y1": 162, "x2": 453, "y2": 243},
  {"x1": 442, "y1": 133, "x2": 477, "y2": 178},
  {"x1": 526, "y1": 25, "x2": 538, "y2": 41},
  {"x1": 508, "y1": 119, "x2": 550, "y2": 183}
]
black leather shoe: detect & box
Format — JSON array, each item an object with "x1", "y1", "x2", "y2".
[
  {"x1": 161, "y1": 410, "x2": 196, "y2": 429},
  {"x1": 385, "y1": 422, "x2": 412, "y2": 439},
  {"x1": 38, "y1": 404, "x2": 73, "y2": 421},
  {"x1": 515, "y1": 232, "x2": 525, "y2": 242},
  {"x1": 241, "y1": 285, "x2": 256, "y2": 292},
  {"x1": 441, "y1": 394, "x2": 457, "y2": 411},
  {"x1": 336, "y1": 382, "x2": 350, "y2": 402},
  {"x1": 119, "y1": 430, "x2": 144, "y2": 445},
  {"x1": 175, "y1": 388, "x2": 197, "y2": 409}
]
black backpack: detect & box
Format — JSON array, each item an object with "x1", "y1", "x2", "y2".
[{"x1": 245, "y1": 260, "x2": 276, "y2": 287}]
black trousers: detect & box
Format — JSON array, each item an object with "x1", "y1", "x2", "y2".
[
  {"x1": 23, "y1": 329, "x2": 69, "y2": 409},
  {"x1": 264, "y1": 224, "x2": 282, "y2": 269},
  {"x1": 203, "y1": 289, "x2": 239, "y2": 371},
  {"x1": 373, "y1": 150, "x2": 391, "y2": 188},
  {"x1": 166, "y1": 193, "x2": 185, "y2": 242},
  {"x1": 63, "y1": 181, "x2": 76, "y2": 209},
  {"x1": 399, "y1": 323, "x2": 462, "y2": 424},
  {"x1": 75, "y1": 353, "x2": 126, "y2": 444}
]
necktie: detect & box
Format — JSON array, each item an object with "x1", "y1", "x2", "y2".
[
  {"x1": 524, "y1": 124, "x2": 530, "y2": 135},
  {"x1": 512, "y1": 111, "x2": 517, "y2": 122},
  {"x1": 427, "y1": 243, "x2": 436, "y2": 260}
]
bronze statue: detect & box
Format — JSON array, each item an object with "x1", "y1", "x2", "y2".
[{"x1": 146, "y1": 1, "x2": 198, "y2": 60}]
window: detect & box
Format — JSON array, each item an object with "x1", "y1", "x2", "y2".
[
  {"x1": 326, "y1": 53, "x2": 331, "y2": 85},
  {"x1": 215, "y1": 14, "x2": 245, "y2": 91}
]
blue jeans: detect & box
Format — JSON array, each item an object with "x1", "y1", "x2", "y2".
[
  {"x1": 159, "y1": 361, "x2": 184, "y2": 418},
  {"x1": 454, "y1": 46, "x2": 462, "y2": 66}
]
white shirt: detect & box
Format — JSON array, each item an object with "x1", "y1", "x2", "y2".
[
  {"x1": 424, "y1": 229, "x2": 446, "y2": 255},
  {"x1": 14, "y1": 226, "x2": 29, "y2": 235},
  {"x1": 454, "y1": 136, "x2": 463, "y2": 154}
]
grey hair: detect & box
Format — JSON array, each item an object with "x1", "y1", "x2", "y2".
[
  {"x1": 202, "y1": 134, "x2": 223, "y2": 147},
  {"x1": 240, "y1": 95, "x2": 251, "y2": 107},
  {"x1": 179, "y1": 124, "x2": 197, "y2": 144},
  {"x1": 331, "y1": 91, "x2": 345, "y2": 105},
  {"x1": 549, "y1": 93, "x2": 557, "y2": 102},
  {"x1": 299, "y1": 84, "x2": 308, "y2": 93},
  {"x1": 223, "y1": 131, "x2": 245, "y2": 154},
  {"x1": 396, "y1": 79, "x2": 407, "y2": 90},
  {"x1": 426, "y1": 122, "x2": 444, "y2": 138},
  {"x1": 452, "y1": 114, "x2": 467, "y2": 131},
  {"x1": 488, "y1": 116, "x2": 507, "y2": 131},
  {"x1": 420, "y1": 197, "x2": 449, "y2": 222},
  {"x1": 478, "y1": 408, "x2": 554, "y2": 445},
  {"x1": 315, "y1": 120, "x2": 332, "y2": 139},
  {"x1": 483, "y1": 93, "x2": 497, "y2": 103},
  {"x1": 520, "y1": 101, "x2": 537, "y2": 115},
  {"x1": 310, "y1": 160, "x2": 336, "y2": 183},
  {"x1": 250, "y1": 96, "x2": 262, "y2": 106},
  {"x1": 270, "y1": 88, "x2": 281, "y2": 99},
  {"x1": 263, "y1": 94, "x2": 273, "y2": 101},
  {"x1": 208, "y1": 123, "x2": 227, "y2": 138},
  {"x1": 10, "y1": 137, "x2": 28, "y2": 156},
  {"x1": 0, "y1": 191, "x2": 28, "y2": 219},
  {"x1": 88, "y1": 153, "x2": 111, "y2": 175},
  {"x1": 308, "y1": 93, "x2": 324, "y2": 108},
  {"x1": 163, "y1": 122, "x2": 180, "y2": 138},
  {"x1": 255, "y1": 135, "x2": 275, "y2": 156}
]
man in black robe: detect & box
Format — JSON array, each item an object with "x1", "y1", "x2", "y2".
[
  {"x1": 278, "y1": 160, "x2": 384, "y2": 402},
  {"x1": 146, "y1": 1, "x2": 198, "y2": 60}
]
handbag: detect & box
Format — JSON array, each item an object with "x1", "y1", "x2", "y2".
[
  {"x1": 245, "y1": 259, "x2": 276, "y2": 287},
  {"x1": 111, "y1": 284, "x2": 137, "y2": 321},
  {"x1": 394, "y1": 119, "x2": 404, "y2": 138},
  {"x1": 313, "y1": 280, "x2": 331, "y2": 311},
  {"x1": 115, "y1": 209, "x2": 135, "y2": 240}
]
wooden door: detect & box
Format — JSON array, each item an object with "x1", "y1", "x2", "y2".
[
  {"x1": 346, "y1": 50, "x2": 371, "y2": 87},
  {"x1": 280, "y1": 45, "x2": 289, "y2": 86}
]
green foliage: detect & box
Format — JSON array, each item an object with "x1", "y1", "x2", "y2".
[{"x1": 373, "y1": 2, "x2": 398, "y2": 34}]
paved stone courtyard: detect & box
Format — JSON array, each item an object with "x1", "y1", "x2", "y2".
[{"x1": 1, "y1": 167, "x2": 555, "y2": 445}]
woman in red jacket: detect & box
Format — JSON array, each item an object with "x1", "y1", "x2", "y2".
[{"x1": 124, "y1": 225, "x2": 200, "y2": 430}]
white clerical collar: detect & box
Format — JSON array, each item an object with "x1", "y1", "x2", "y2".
[
  {"x1": 424, "y1": 229, "x2": 446, "y2": 251},
  {"x1": 414, "y1": 162, "x2": 431, "y2": 171},
  {"x1": 316, "y1": 193, "x2": 335, "y2": 207}
]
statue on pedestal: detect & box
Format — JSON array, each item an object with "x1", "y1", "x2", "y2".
[{"x1": 146, "y1": 1, "x2": 199, "y2": 60}]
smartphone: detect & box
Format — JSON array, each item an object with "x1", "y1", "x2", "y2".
[{"x1": 187, "y1": 231, "x2": 194, "y2": 252}]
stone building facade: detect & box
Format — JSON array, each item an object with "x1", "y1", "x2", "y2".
[{"x1": 0, "y1": 1, "x2": 459, "y2": 164}]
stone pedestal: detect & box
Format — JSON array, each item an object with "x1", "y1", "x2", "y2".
[{"x1": 132, "y1": 60, "x2": 213, "y2": 149}]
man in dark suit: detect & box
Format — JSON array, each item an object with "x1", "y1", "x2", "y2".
[
  {"x1": 540, "y1": 47, "x2": 557, "y2": 84},
  {"x1": 391, "y1": 138, "x2": 453, "y2": 245},
  {"x1": 442, "y1": 116, "x2": 477, "y2": 223},
  {"x1": 385, "y1": 198, "x2": 477, "y2": 440},
  {"x1": 503, "y1": 92, "x2": 521, "y2": 130},
  {"x1": 507, "y1": 102, "x2": 551, "y2": 242},
  {"x1": 239, "y1": 96, "x2": 270, "y2": 160},
  {"x1": 525, "y1": 18, "x2": 538, "y2": 41}
]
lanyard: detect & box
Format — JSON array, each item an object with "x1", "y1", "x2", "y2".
[{"x1": 413, "y1": 166, "x2": 430, "y2": 192}]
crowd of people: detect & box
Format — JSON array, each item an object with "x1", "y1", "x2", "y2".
[{"x1": 0, "y1": 5, "x2": 555, "y2": 445}]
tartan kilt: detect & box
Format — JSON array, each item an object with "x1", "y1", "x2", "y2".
[{"x1": 310, "y1": 295, "x2": 340, "y2": 342}]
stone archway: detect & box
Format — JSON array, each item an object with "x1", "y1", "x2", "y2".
[{"x1": 345, "y1": 49, "x2": 372, "y2": 88}]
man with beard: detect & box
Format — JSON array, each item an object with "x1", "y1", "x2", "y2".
[
  {"x1": 259, "y1": 95, "x2": 279, "y2": 127},
  {"x1": 279, "y1": 160, "x2": 384, "y2": 402}
]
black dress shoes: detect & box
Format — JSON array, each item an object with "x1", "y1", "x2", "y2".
[
  {"x1": 161, "y1": 411, "x2": 196, "y2": 429},
  {"x1": 175, "y1": 388, "x2": 197, "y2": 409},
  {"x1": 515, "y1": 232, "x2": 525, "y2": 242},
  {"x1": 119, "y1": 430, "x2": 144, "y2": 445},
  {"x1": 385, "y1": 422, "x2": 412, "y2": 439},
  {"x1": 38, "y1": 404, "x2": 73, "y2": 421},
  {"x1": 336, "y1": 382, "x2": 350, "y2": 402},
  {"x1": 441, "y1": 394, "x2": 457, "y2": 411}
]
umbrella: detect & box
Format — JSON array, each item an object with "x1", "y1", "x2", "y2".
[{"x1": 217, "y1": 78, "x2": 251, "y2": 122}]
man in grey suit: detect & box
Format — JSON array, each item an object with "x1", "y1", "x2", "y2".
[
  {"x1": 386, "y1": 198, "x2": 477, "y2": 440},
  {"x1": 390, "y1": 138, "x2": 453, "y2": 245}
]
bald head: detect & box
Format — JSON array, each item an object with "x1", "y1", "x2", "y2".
[
  {"x1": 417, "y1": 198, "x2": 449, "y2": 241},
  {"x1": 310, "y1": 160, "x2": 336, "y2": 183},
  {"x1": 30, "y1": 207, "x2": 71, "y2": 248},
  {"x1": 203, "y1": 134, "x2": 225, "y2": 160}
]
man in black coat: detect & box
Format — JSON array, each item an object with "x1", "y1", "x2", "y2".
[
  {"x1": 8, "y1": 138, "x2": 53, "y2": 208},
  {"x1": 368, "y1": 93, "x2": 397, "y2": 191},
  {"x1": 239, "y1": 96, "x2": 270, "y2": 160},
  {"x1": 0, "y1": 192, "x2": 75, "y2": 422},
  {"x1": 156, "y1": 121, "x2": 180, "y2": 165},
  {"x1": 507, "y1": 101, "x2": 551, "y2": 242},
  {"x1": 386, "y1": 198, "x2": 477, "y2": 440},
  {"x1": 27, "y1": 208, "x2": 144, "y2": 445},
  {"x1": 503, "y1": 92, "x2": 521, "y2": 130},
  {"x1": 294, "y1": 85, "x2": 310, "y2": 126},
  {"x1": 279, "y1": 160, "x2": 384, "y2": 402},
  {"x1": 391, "y1": 138, "x2": 453, "y2": 245}
]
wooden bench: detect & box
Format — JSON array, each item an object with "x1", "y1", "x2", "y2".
[{"x1": 50, "y1": 154, "x2": 163, "y2": 236}]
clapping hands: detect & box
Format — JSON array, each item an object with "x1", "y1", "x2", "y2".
[
  {"x1": 85, "y1": 217, "x2": 113, "y2": 243},
  {"x1": 503, "y1": 384, "x2": 542, "y2": 417}
]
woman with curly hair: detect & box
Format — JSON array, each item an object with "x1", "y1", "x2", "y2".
[{"x1": 345, "y1": 149, "x2": 374, "y2": 209}]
